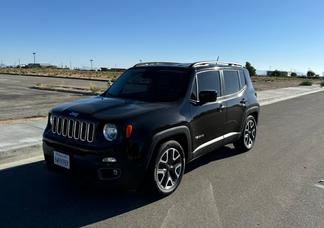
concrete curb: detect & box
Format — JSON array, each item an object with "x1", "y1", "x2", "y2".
[
  {"x1": 0, "y1": 143, "x2": 42, "y2": 160},
  {"x1": 30, "y1": 86, "x2": 100, "y2": 96},
  {"x1": 0, "y1": 73, "x2": 113, "y2": 82},
  {"x1": 0, "y1": 155, "x2": 44, "y2": 171}
]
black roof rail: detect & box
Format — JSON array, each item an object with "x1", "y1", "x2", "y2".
[{"x1": 190, "y1": 61, "x2": 243, "y2": 68}]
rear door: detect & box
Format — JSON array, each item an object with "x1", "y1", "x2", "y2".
[
  {"x1": 222, "y1": 69, "x2": 247, "y2": 142},
  {"x1": 190, "y1": 70, "x2": 226, "y2": 157}
]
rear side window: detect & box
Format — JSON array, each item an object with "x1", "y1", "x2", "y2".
[
  {"x1": 223, "y1": 71, "x2": 240, "y2": 95},
  {"x1": 197, "y1": 71, "x2": 221, "y2": 96},
  {"x1": 239, "y1": 70, "x2": 246, "y2": 88}
]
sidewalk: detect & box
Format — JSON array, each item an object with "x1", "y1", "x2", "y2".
[
  {"x1": 257, "y1": 85, "x2": 324, "y2": 106},
  {"x1": 0, "y1": 119, "x2": 46, "y2": 163},
  {"x1": 0, "y1": 85, "x2": 324, "y2": 165}
]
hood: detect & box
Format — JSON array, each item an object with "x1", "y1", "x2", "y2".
[{"x1": 51, "y1": 96, "x2": 174, "y2": 120}]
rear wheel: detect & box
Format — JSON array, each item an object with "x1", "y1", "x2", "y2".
[
  {"x1": 149, "y1": 140, "x2": 185, "y2": 196},
  {"x1": 234, "y1": 115, "x2": 257, "y2": 152}
]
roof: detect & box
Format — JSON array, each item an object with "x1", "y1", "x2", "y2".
[
  {"x1": 134, "y1": 62, "x2": 192, "y2": 68},
  {"x1": 133, "y1": 61, "x2": 243, "y2": 69}
]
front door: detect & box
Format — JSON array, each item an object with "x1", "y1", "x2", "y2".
[{"x1": 190, "y1": 70, "x2": 226, "y2": 157}]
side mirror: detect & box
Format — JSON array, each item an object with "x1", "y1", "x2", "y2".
[{"x1": 199, "y1": 90, "x2": 217, "y2": 104}]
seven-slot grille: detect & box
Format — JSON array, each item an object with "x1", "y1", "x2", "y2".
[{"x1": 51, "y1": 115, "x2": 95, "y2": 143}]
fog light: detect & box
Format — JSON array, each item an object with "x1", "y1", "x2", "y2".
[{"x1": 102, "y1": 157, "x2": 117, "y2": 163}]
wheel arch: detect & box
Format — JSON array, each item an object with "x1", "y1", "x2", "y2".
[
  {"x1": 246, "y1": 106, "x2": 260, "y2": 123},
  {"x1": 239, "y1": 106, "x2": 260, "y2": 134},
  {"x1": 145, "y1": 126, "x2": 192, "y2": 171}
]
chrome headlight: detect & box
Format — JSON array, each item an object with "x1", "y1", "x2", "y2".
[
  {"x1": 49, "y1": 114, "x2": 54, "y2": 125},
  {"x1": 103, "y1": 123, "x2": 118, "y2": 141}
]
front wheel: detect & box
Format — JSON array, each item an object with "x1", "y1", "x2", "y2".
[
  {"x1": 234, "y1": 115, "x2": 257, "y2": 152},
  {"x1": 149, "y1": 140, "x2": 185, "y2": 196}
]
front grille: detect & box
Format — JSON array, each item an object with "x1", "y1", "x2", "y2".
[{"x1": 51, "y1": 115, "x2": 95, "y2": 143}]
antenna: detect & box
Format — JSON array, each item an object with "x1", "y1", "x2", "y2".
[{"x1": 216, "y1": 56, "x2": 219, "y2": 62}]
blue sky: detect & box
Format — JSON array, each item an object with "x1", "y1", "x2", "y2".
[{"x1": 1, "y1": 0, "x2": 323, "y2": 73}]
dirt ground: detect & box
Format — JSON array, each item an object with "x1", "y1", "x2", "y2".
[{"x1": 251, "y1": 76, "x2": 323, "y2": 91}]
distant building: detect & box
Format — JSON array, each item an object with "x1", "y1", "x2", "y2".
[
  {"x1": 24, "y1": 63, "x2": 57, "y2": 69},
  {"x1": 266, "y1": 70, "x2": 289, "y2": 77},
  {"x1": 100, "y1": 67, "x2": 125, "y2": 72}
]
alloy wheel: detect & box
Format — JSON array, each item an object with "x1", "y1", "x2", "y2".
[
  {"x1": 244, "y1": 119, "x2": 256, "y2": 149},
  {"x1": 154, "y1": 147, "x2": 183, "y2": 192}
]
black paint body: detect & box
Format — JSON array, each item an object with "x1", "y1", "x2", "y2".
[{"x1": 43, "y1": 63, "x2": 260, "y2": 189}]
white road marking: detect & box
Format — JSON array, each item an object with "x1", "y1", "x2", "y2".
[
  {"x1": 160, "y1": 205, "x2": 176, "y2": 228},
  {"x1": 208, "y1": 181, "x2": 223, "y2": 228},
  {"x1": 160, "y1": 180, "x2": 222, "y2": 228},
  {"x1": 0, "y1": 155, "x2": 44, "y2": 171}
]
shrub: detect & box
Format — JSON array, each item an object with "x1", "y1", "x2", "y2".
[
  {"x1": 307, "y1": 71, "x2": 316, "y2": 77},
  {"x1": 299, "y1": 80, "x2": 313, "y2": 86},
  {"x1": 89, "y1": 83, "x2": 105, "y2": 94}
]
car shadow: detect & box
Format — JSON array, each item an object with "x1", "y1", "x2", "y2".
[
  {"x1": 0, "y1": 146, "x2": 240, "y2": 227},
  {"x1": 186, "y1": 145, "x2": 241, "y2": 173}
]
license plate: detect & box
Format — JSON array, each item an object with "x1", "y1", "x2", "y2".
[{"x1": 53, "y1": 151, "x2": 70, "y2": 169}]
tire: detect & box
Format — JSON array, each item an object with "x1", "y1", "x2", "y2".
[
  {"x1": 234, "y1": 115, "x2": 257, "y2": 152},
  {"x1": 148, "y1": 140, "x2": 185, "y2": 196}
]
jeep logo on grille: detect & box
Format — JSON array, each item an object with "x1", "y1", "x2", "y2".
[{"x1": 69, "y1": 112, "x2": 79, "y2": 117}]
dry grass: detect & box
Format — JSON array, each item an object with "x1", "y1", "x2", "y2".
[
  {"x1": 89, "y1": 83, "x2": 105, "y2": 94},
  {"x1": 251, "y1": 76, "x2": 322, "y2": 91},
  {"x1": 0, "y1": 68, "x2": 122, "y2": 80},
  {"x1": 299, "y1": 80, "x2": 313, "y2": 86}
]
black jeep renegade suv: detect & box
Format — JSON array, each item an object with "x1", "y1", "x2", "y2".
[{"x1": 43, "y1": 61, "x2": 260, "y2": 196}]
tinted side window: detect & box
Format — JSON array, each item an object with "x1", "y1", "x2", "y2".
[
  {"x1": 223, "y1": 71, "x2": 240, "y2": 95},
  {"x1": 197, "y1": 71, "x2": 221, "y2": 96},
  {"x1": 239, "y1": 70, "x2": 246, "y2": 88}
]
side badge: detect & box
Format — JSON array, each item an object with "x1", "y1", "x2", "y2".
[{"x1": 195, "y1": 134, "x2": 205, "y2": 140}]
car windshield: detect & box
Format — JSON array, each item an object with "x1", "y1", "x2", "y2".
[{"x1": 104, "y1": 67, "x2": 191, "y2": 102}]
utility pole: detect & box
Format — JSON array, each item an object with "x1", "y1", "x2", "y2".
[
  {"x1": 32, "y1": 52, "x2": 36, "y2": 64},
  {"x1": 18, "y1": 58, "x2": 21, "y2": 68},
  {"x1": 90, "y1": 59, "x2": 94, "y2": 70}
]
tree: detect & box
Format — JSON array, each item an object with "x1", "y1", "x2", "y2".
[
  {"x1": 245, "y1": 62, "x2": 256, "y2": 76},
  {"x1": 307, "y1": 71, "x2": 316, "y2": 77},
  {"x1": 291, "y1": 72, "x2": 297, "y2": 77}
]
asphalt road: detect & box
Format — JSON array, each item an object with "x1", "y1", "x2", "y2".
[
  {"x1": 0, "y1": 74, "x2": 107, "y2": 120},
  {"x1": 1, "y1": 92, "x2": 324, "y2": 227}
]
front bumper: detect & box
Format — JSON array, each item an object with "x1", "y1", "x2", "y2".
[{"x1": 43, "y1": 138, "x2": 147, "y2": 190}]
